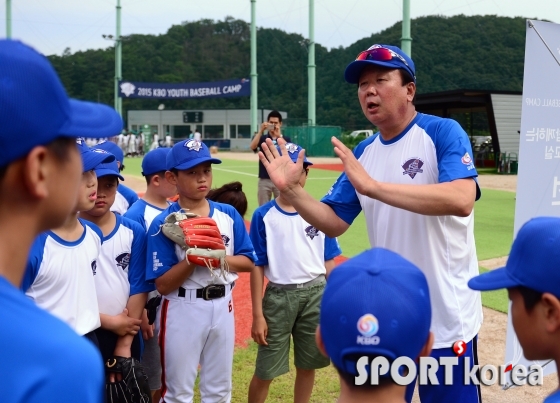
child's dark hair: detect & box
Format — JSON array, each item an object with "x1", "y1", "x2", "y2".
[
  {"x1": 207, "y1": 181, "x2": 248, "y2": 217},
  {"x1": 517, "y1": 286, "x2": 544, "y2": 312},
  {"x1": 144, "y1": 171, "x2": 166, "y2": 185}
]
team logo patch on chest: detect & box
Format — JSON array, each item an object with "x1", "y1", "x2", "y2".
[
  {"x1": 91, "y1": 260, "x2": 97, "y2": 276},
  {"x1": 402, "y1": 158, "x2": 424, "y2": 179},
  {"x1": 305, "y1": 225, "x2": 320, "y2": 240},
  {"x1": 116, "y1": 252, "x2": 131, "y2": 271},
  {"x1": 221, "y1": 234, "x2": 230, "y2": 247}
]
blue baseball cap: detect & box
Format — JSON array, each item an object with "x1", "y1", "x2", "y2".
[
  {"x1": 166, "y1": 139, "x2": 221, "y2": 171},
  {"x1": 277, "y1": 143, "x2": 313, "y2": 166},
  {"x1": 142, "y1": 148, "x2": 171, "y2": 176},
  {"x1": 76, "y1": 139, "x2": 114, "y2": 172},
  {"x1": 95, "y1": 140, "x2": 124, "y2": 166},
  {"x1": 344, "y1": 44, "x2": 416, "y2": 84},
  {"x1": 320, "y1": 248, "x2": 431, "y2": 376},
  {"x1": 469, "y1": 217, "x2": 560, "y2": 297},
  {"x1": 94, "y1": 159, "x2": 124, "y2": 181},
  {"x1": 0, "y1": 40, "x2": 123, "y2": 168}
]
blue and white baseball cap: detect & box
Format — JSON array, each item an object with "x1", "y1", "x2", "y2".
[
  {"x1": 166, "y1": 139, "x2": 221, "y2": 171},
  {"x1": 94, "y1": 159, "x2": 124, "y2": 181},
  {"x1": 320, "y1": 248, "x2": 431, "y2": 376},
  {"x1": 76, "y1": 139, "x2": 114, "y2": 173},
  {"x1": 277, "y1": 143, "x2": 313, "y2": 166},
  {"x1": 0, "y1": 40, "x2": 123, "y2": 168},
  {"x1": 469, "y1": 217, "x2": 560, "y2": 297},
  {"x1": 95, "y1": 140, "x2": 124, "y2": 166},
  {"x1": 142, "y1": 147, "x2": 171, "y2": 176},
  {"x1": 344, "y1": 44, "x2": 416, "y2": 84}
]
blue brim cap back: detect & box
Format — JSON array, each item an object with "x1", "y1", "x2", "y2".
[
  {"x1": 77, "y1": 139, "x2": 114, "y2": 172},
  {"x1": 142, "y1": 147, "x2": 172, "y2": 176},
  {"x1": 166, "y1": 139, "x2": 221, "y2": 171},
  {"x1": 94, "y1": 159, "x2": 125, "y2": 181},
  {"x1": 95, "y1": 140, "x2": 124, "y2": 165},
  {"x1": 0, "y1": 40, "x2": 123, "y2": 167},
  {"x1": 467, "y1": 268, "x2": 519, "y2": 291}
]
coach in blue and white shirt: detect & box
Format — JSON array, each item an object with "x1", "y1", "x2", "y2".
[{"x1": 260, "y1": 44, "x2": 483, "y2": 403}]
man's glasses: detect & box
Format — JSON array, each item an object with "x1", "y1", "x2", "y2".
[{"x1": 355, "y1": 46, "x2": 410, "y2": 68}]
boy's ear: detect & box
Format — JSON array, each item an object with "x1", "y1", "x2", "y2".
[
  {"x1": 540, "y1": 293, "x2": 560, "y2": 333},
  {"x1": 417, "y1": 331, "x2": 434, "y2": 361},
  {"x1": 315, "y1": 326, "x2": 328, "y2": 358},
  {"x1": 22, "y1": 146, "x2": 51, "y2": 199},
  {"x1": 165, "y1": 170, "x2": 177, "y2": 186}
]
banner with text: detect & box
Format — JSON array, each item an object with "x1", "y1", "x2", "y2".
[
  {"x1": 118, "y1": 78, "x2": 250, "y2": 99},
  {"x1": 504, "y1": 19, "x2": 560, "y2": 388}
]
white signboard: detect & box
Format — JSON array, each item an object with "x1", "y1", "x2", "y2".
[{"x1": 505, "y1": 19, "x2": 560, "y2": 388}]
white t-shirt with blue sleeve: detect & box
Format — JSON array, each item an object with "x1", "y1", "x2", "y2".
[
  {"x1": 93, "y1": 213, "x2": 154, "y2": 316},
  {"x1": 124, "y1": 198, "x2": 170, "y2": 232},
  {"x1": 146, "y1": 200, "x2": 255, "y2": 289},
  {"x1": 111, "y1": 183, "x2": 139, "y2": 215},
  {"x1": 322, "y1": 112, "x2": 482, "y2": 349},
  {"x1": 22, "y1": 219, "x2": 103, "y2": 336},
  {"x1": 250, "y1": 200, "x2": 341, "y2": 284},
  {"x1": 0, "y1": 276, "x2": 104, "y2": 403}
]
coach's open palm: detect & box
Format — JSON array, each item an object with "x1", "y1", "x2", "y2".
[
  {"x1": 258, "y1": 138, "x2": 305, "y2": 192},
  {"x1": 332, "y1": 137, "x2": 376, "y2": 197}
]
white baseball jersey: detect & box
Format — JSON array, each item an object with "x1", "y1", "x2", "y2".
[
  {"x1": 322, "y1": 112, "x2": 482, "y2": 349},
  {"x1": 111, "y1": 183, "x2": 139, "y2": 215},
  {"x1": 124, "y1": 199, "x2": 170, "y2": 232},
  {"x1": 95, "y1": 214, "x2": 154, "y2": 316},
  {"x1": 250, "y1": 200, "x2": 341, "y2": 284},
  {"x1": 147, "y1": 200, "x2": 254, "y2": 288},
  {"x1": 1, "y1": 276, "x2": 104, "y2": 403},
  {"x1": 22, "y1": 219, "x2": 103, "y2": 336}
]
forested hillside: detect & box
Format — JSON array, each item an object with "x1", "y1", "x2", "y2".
[{"x1": 48, "y1": 15, "x2": 528, "y2": 130}]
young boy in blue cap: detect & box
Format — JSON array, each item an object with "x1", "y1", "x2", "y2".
[
  {"x1": 0, "y1": 39, "x2": 122, "y2": 403},
  {"x1": 248, "y1": 143, "x2": 341, "y2": 403},
  {"x1": 469, "y1": 216, "x2": 560, "y2": 403},
  {"x1": 146, "y1": 139, "x2": 255, "y2": 403},
  {"x1": 95, "y1": 139, "x2": 139, "y2": 214},
  {"x1": 316, "y1": 247, "x2": 434, "y2": 403}
]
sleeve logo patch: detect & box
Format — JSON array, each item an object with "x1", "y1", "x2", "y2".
[{"x1": 461, "y1": 152, "x2": 472, "y2": 165}]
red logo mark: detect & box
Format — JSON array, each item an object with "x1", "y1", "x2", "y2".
[{"x1": 452, "y1": 340, "x2": 467, "y2": 357}]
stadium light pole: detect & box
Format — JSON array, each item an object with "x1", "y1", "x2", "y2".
[
  {"x1": 308, "y1": 0, "x2": 315, "y2": 126},
  {"x1": 6, "y1": 0, "x2": 12, "y2": 38},
  {"x1": 250, "y1": 0, "x2": 258, "y2": 136},
  {"x1": 401, "y1": 0, "x2": 412, "y2": 56},
  {"x1": 115, "y1": 0, "x2": 122, "y2": 116}
]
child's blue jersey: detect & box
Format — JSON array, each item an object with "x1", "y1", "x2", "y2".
[
  {"x1": 250, "y1": 200, "x2": 341, "y2": 284},
  {"x1": 147, "y1": 200, "x2": 255, "y2": 288},
  {"x1": 93, "y1": 213, "x2": 154, "y2": 316},
  {"x1": 111, "y1": 183, "x2": 139, "y2": 215},
  {"x1": 124, "y1": 199, "x2": 170, "y2": 232},
  {"x1": 0, "y1": 276, "x2": 104, "y2": 403},
  {"x1": 22, "y1": 219, "x2": 102, "y2": 335}
]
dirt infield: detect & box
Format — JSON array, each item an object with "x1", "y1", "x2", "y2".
[{"x1": 123, "y1": 160, "x2": 558, "y2": 402}]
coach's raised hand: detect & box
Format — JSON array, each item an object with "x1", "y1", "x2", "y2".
[{"x1": 258, "y1": 137, "x2": 305, "y2": 193}]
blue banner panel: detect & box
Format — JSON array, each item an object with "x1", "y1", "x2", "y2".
[{"x1": 118, "y1": 78, "x2": 250, "y2": 99}]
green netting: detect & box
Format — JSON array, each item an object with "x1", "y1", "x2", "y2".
[{"x1": 282, "y1": 126, "x2": 342, "y2": 157}]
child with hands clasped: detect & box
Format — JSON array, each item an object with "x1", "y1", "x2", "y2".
[
  {"x1": 146, "y1": 139, "x2": 255, "y2": 403},
  {"x1": 79, "y1": 158, "x2": 152, "y2": 366},
  {"x1": 248, "y1": 143, "x2": 341, "y2": 403}
]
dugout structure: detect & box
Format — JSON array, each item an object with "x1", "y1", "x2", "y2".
[{"x1": 282, "y1": 126, "x2": 342, "y2": 157}]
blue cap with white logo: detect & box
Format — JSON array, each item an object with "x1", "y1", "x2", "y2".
[
  {"x1": 93, "y1": 158, "x2": 124, "y2": 181},
  {"x1": 277, "y1": 143, "x2": 313, "y2": 166},
  {"x1": 95, "y1": 140, "x2": 124, "y2": 166},
  {"x1": 0, "y1": 40, "x2": 123, "y2": 168},
  {"x1": 166, "y1": 139, "x2": 221, "y2": 171},
  {"x1": 469, "y1": 217, "x2": 560, "y2": 297},
  {"x1": 142, "y1": 147, "x2": 171, "y2": 176},
  {"x1": 320, "y1": 248, "x2": 431, "y2": 376},
  {"x1": 76, "y1": 139, "x2": 114, "y2": 173}
]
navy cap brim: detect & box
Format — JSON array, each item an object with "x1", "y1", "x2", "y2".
[
  {"x1": 59, "y1": 99, "x2": 123, "y2": 139},
  {"x1": 344, "y1": 60, "x2": 413, "y2": 84},
  {"x1": 468, "y1": 267, "x2": 519, "y2": 291},
  {"x1": 83, "y1": 151, "x2": 115, "y2": 172},
  {"x1": 94, "y1": 167, "x2": 124, "y2": 181},
  {"x1": 172, "y1": 157, "x2": 222, "y2": 171}
]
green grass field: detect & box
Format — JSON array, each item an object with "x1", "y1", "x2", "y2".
[{"x1": 124, "y1": 155, "x2": 514, "y2": 402}]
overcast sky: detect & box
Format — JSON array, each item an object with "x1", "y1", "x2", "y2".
[{"x1": 1, "y1": 0, "x2": 558, "y2": 57}]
